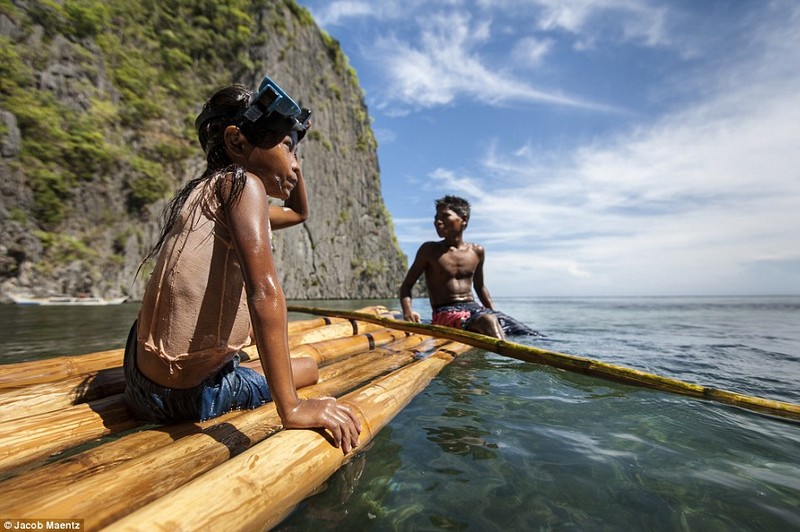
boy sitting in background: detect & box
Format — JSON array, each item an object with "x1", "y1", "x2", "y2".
[{"x1": 399, "y1": 195, "x2": 540, "y2": 339}]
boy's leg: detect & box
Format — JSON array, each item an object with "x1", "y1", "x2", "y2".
[
  {"x1": 291, "y1": 356, "x2": 319, "y2": 388},
  {"x1": 242, "y1": 356, "x2": 319, "y2": 389},
  {"x1": 466, "y1": 313, "x2": 505, "y2": 340}
]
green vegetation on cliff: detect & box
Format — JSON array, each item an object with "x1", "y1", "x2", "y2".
[
  {"x1": 0, "y1": 0, "x2": 405, "y2": 300},
  {"x1": 1, "y1": 0, "x2": 296, "y2": 227}
]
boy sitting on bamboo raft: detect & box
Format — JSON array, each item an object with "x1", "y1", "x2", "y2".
[
  {"x1": 124, "y1": 76, "x2": 361, "y2": 454},
  {"x1": 399, "y1": 195, "x2": 540, "y2": 339}
]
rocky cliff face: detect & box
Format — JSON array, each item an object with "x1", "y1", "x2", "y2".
[{"x1": 0, "y1": 0, "x2": 407, "y2": 301}]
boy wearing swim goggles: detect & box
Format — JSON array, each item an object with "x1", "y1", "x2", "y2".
[{"x1": 125, "y1": 76, "x2": 362, "y2": 454}]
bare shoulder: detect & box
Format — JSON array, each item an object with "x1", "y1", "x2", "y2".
[
  {"x1": 416, "y1": 240, "x2": 442, "y2": 257},
  {"x1": 467, "y1": 242, "x2": 486, "y2": 256},
  {"x1": 214, "y1": 170, "x2": 263, "y2": 201}
]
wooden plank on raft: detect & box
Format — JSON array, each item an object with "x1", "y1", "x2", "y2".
[
  {"x1": 0, "y1": 395, "x2": 138, "y2": 477},
  {"x1": 0, "y1": 368, "x2": 126, "y2": 423},
  {"x1": 0, "y1": 336, "x2": 451, "y2": 529},
  {"x1": 103, "y1": 341, "x2": 473, "y2": 532},
  {"x1": 288, "y1": 319, "x2": 386, "y2": 348},
  {"x1": 0, "y1": 304, "x2": 474, "y2": 530},
  {"x1": 288, "y1": 328, "x2": 409, "y2": 365},
  {"x1": 0, "y1": 336, "x2": 445, "y2": 505},
  {"x1": 0, "y1": 350, "x2": 124, "y2": 391},
  {"x1": 0, "y1": 332, "x2": 439, "y2": 496}
]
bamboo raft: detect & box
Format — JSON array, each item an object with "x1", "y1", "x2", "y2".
[{"x1": 0, "y1": 306, "x2": 473, "y2": 530}]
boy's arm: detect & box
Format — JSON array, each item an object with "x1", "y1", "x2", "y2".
[
  {"x1": 269, "y1": 164, "x2": 308, "y2": 230},
  {"x1": 399, "y1": 245, "x2": 429, "y2": 322},
  {"x1": 472, "y1": 245, "x2": 495, "y2": 310},
  {"x1": 227, "y1": 173, "x2": 360, "y2": 453}
]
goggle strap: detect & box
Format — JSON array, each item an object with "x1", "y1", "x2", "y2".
[
  {"x1": 195, "y1": 107, "x2": 235, "y2": 131},
  {"x1": 242, "y1": 106, "x2": 264, "y2": 122}
]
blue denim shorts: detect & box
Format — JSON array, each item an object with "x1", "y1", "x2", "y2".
[{"x1": 123, "y1": 321, "x2": 271, "y2": 423}]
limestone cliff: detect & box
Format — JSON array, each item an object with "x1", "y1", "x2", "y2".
[{"x1": 0, "y1": 0, "x2": 407, "y2": 301}]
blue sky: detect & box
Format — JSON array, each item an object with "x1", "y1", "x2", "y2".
[{"x1": 298, "y1": 0, "x2": 800, "y2": 297}]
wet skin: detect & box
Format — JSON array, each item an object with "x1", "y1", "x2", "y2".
[
  {"x1": 220, "y1": 126, "x2": 362, "y2": 452},
  {"x1": 399, "y1": 206, "x2": 504, "y2": 339}
]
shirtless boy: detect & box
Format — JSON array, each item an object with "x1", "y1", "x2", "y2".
[
  {"x1": 124, "y1": 76, "x2": 360, "y2": 453},
  {"x1": 399, "y1": 195, "x2": 505, "y2": 339}
]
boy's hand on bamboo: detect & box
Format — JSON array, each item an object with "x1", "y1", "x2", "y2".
[
  {"x1": 404, "y1": 311, "x2": 421, "y2": 323},
  {"x1": 285, "y1": 397, "x2": 362, "y2": 453}
]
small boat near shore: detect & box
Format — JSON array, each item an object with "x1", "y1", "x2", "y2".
[{"x1": 9, "y1": 295, "x2": 128, "y2": 306}]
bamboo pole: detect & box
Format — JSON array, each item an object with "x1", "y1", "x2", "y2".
[
  {"x1": 0, "y1": 350, "x2": 123, "y2": 390},
  {"x1": 0, "y1": 339, "x2": 445, "y2": 528},
  {"x1": 288, "y1": 319, "x2": 386, "y2": 348},
  {"x1": 315, "y1": 338, "x2": 449, "y2": 386},
  {"x1": 286, "y1": 316, "x2": 347, "y2": 334},
  {"x1": 0, "y1": 368, "x2": 125, "y2": 423},
  {"x1": 285, "y1": 305, "x2": 393, "y2": 347},
  {"x1": 0, "y1": 419, "x2": 204, "y2": 492},
  {"x1": 0, "y1": 395, "x2": 139, "y2": 476},
  {"x1": 104, "y1": 341, "x2": 472, "y2": 532},
  {"x1": 288, "y1": 305, "x2": 800, "y2": 421},
  {"x1": 288, "y1": 328, "x2": 409, "y2": 365},
  {"x1": 0, "y1": 333, "x2": 438, "y2": 497}
]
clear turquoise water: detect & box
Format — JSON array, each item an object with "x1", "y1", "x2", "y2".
[{"x1": 1, "y1": 296, "x2": 798, "y2": 531}]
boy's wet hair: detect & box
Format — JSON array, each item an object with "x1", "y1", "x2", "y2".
[
  {"x1": 143, "y1": 83, "x2": 295, "y2": 270},
  {"x1": 196, "y1": 84, "x2": 284, "y2": 173},
  {"x1": 195, "y1": 78, "x2": 310, "y2": 175},
  {"x1": 436, "y1": 195, "x2": 470, "y2": 222}
]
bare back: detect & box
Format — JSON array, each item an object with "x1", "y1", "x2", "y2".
[{"x1": 137, "y1": 177, "x2": 251, "y2": 389}]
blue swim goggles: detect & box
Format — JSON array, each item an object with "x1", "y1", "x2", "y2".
[{"x1": 195, "y1": 76, "x2": 311, "y2": 140}]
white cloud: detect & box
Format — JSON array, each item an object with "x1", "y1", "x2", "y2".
[
  {"x1": 372, "y1": 11, "x2": 613, "y2": 111},
  {"x1": 372, "y1": 127, "x2": 397, "y2": 145},
  {"x1": 511, "y1": 37, "x2": 554, "y2": 68},
  {"x1": 309, "y1": 1, "x2": 375, "y2": 26},
  {"x1": 483, "y1": 0, "x2": 671, "y2": 48},
  {"x1": 308, "y1": 0, "x2": 667, "y2": 112}
]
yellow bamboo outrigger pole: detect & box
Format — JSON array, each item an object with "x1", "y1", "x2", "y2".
[{"x1": 288, "y1": 305, "x2": 800, "y2": 421}]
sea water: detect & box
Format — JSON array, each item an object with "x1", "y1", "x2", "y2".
[{"x1": 0, "y1": 296, "x2": 798, "y2": 531}]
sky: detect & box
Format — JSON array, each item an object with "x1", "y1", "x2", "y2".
[{"x1": 297, "y1": 0, "x2": 800, "y2": 297}]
